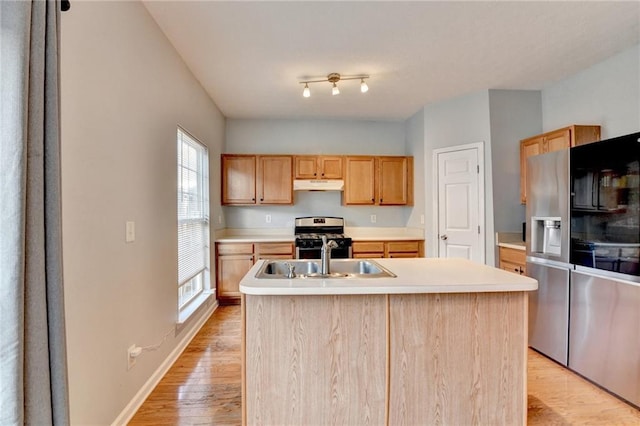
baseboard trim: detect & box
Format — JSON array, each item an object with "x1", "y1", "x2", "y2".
[{"x1": 111, "y1": 298, "x2": 218, "y2": 426}]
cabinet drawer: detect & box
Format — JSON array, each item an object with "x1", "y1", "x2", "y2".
[
  {"x1": 499, "y1": 246, "x2": 525, "y2": 266},
  {"x1": 352, "y1": 241, "x2": 385, "y2": 253},
  {"x1": 217, "y1": 243, "x2": 254, "y2": 255},
  {"x1": 386, "y1": 241, "x2": 420, "y2": 253},
  {"x1": 256, "y1": 242, "x2": 294, "y2": 256}
]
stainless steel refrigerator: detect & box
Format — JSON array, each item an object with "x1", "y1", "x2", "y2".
[
  {"x1": 525, "y1": 149, "x2": 571, "y2": 366},
  {"x1": 568, "y1": 133, "x2": 640, "y2": 407}
]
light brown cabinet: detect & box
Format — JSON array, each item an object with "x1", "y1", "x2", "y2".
[
  {"x1": 294, "y1": 155, "x2": 343, "y2": 180},
  {"x1": 216, "y1": 241, "x2": 295, "y2": 304},
  {"x1": 343, "y1": 156, "x2": 413, "y2": 206},
  {"x1": 520, "y1": 125, "x2": 600, "y2": 204},
  {"x1": 352, "y1": 240, "x2": 423, "y2": 258},
  {"x1": 222, "y1": 154, "x2": 293, "y2": 205},
  {"x1": 256, "y1": 156, "x2": 293, "y2": 205},
  {"x1": 216, "y1": 243, "x2": 255, "y2": 304},
  {"x1": 255, "y1": 242, "x2": 294, "y2": 260},
  {"x1": 352, "y1": 241, "x2": 386, "y2": 258},
  {"x1": 386, "y1": 241, "x2": 421, "y2": 258},
  {"x1": 222, "y1": 155, "x2": 256, "y2": 205},
  {"x1": 498, "y1": 246, "x2": 526, "y2": 275}
]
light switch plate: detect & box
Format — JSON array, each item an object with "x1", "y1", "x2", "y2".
[{"x1": 125, "y1": 221, "x2": 135, "y2": 243}]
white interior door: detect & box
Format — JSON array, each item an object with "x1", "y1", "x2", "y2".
[{"x1": 434, "y1": 144, "x2": 484, "y2": 262}]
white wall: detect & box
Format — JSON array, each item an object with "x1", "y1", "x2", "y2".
[
  {"x1": 61, "y1": 2, "x2": 225, "y2": 424},
  {"x1": 404, "y1": 108, "x2": 426, "y2": 229},
  {"x1": 423, "y1": 91, "x2": 495, "y2": 264},
  {"x1": 223, "y1": 119, "x2": 412, "y2": 228},
  {"x1": 488, "y1": 90, "x2": 542, "y2": 234},
  {"x1": 542, "y1": 44, "x2": 640, "y2": 138}
]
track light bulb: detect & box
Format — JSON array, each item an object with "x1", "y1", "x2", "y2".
[
  {"x1": 332, "y1": 83, "x2": 340, "y2": 96},
  {"x1": 303, "y1": 83, "x2": 310, "y2": 98},
  {"x1": 360, "y1": 79, "x2": 368, "y2": 93}
]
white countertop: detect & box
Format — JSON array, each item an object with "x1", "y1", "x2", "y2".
[
  {"x1": 498, "y1": 242, "x2": 526, "y2": 251},
  {"x1": 496, "y1": 232, "x2": 526, "y2": 251},
  {"x1": 240, "y1": 258, "x2": 537, "y2": 295},
  {"x1": 215, "y1": 227, "x2": 425, "y2": 243}
]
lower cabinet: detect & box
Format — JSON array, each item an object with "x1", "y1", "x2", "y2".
[
  {"x1": 216, "y1": 243, "x2": 255, "y2": 305},
  {"x1": 498, "y1": 246, "x2": 526, "y2": 275},
  {"x1": 352, "y1": 240, "x2": 424, "y2": 258},
  {"x1": 216, "y1": 242, "x2": 294, "y2": 304}
]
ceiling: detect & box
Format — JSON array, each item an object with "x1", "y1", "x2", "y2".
[{"x1": 143, "y1": 1, "x2": 640, "y2": 121}]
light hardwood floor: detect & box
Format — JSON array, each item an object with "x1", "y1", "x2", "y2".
[{"x1": 129, "y1": 305, "x2": 640, "y2": 425}]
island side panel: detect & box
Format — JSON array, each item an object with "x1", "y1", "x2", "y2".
[
  {"x1": 388, "y1": 292, "x2": 527, "y2": 426},
  {"x1": 244, "y1": 294, "x2": 387, "y2": 426}
]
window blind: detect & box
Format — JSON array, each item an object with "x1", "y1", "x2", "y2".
[{"x1": 177, "y1": 128, "x2": 209, "y2": 308}]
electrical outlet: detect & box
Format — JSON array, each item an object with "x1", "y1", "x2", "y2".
[
  {"x1": 127, "y1": 345, "x2": 138, "y2": 370},
  {"x1": 265, "y1": 214, "x2": 272, "y2": 223},
  {"x1": 420, "y1": 214, "x2": 425, "y2": 225},
  {"x1": 218, "y1": 215, "x2": 222, "y2": 224},
  {"x1": 125, "y1": 221, "x2": 135, "y2": 243},
  {"x1": 370, "y1": 214, "x2": 376, "y2": 223}
]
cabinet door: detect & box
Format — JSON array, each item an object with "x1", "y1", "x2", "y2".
[
  {"x1": 257, "y1": 156, "x2": 293, "y2": 205},
  {"x1": 222, "y1": 155, "x2": 256, "y2": 205},
  {"x1": 544, "y1": 128, "x2": 571, "y2": 153},
  {"x1": 217, "y1": 254, "x2": 254, "y2": 302},
  {"x1": 344, "y1": 157, "x2": 376, "y2": 205},
  {"x1": 520, "y1": 137, "x2": 543, "y2": 204},
  {"x1": 319, "y1": 156, "x2": 343, "y2": 179},
  {"x1": 294, "y1": 156, "x2": 318, "y2": 179},
  {"x1": 378, "y1": 157, "x2": 409, "y2": 205}
]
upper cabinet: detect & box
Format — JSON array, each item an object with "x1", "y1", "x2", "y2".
[
  {"x1": 222, "y1": 154, "x2": 256, "y2": 205},
  {"x1": 222, "y1": 154, "x2": 293, "y2": 205},
  {"x1": 344, "y1": 156, "x2": 414, "y2": 206},
  {"x1": 294, "y1": 156, "x2": 343, "y2": 180},
  {"x1": 378, "y1": 156, "x2": 413, "y2": 205},
  {"x1": 344, "y1": 156, "x2": 377, "y2": 204},
  {"x1": 520, "y1": 125, "x2": 600, "y2": 204},
  {"x1": 257, "y1": 155, "x2": 293, "y2": 204}
]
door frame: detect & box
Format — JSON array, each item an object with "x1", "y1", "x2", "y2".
[{"x1": 432, "y1": 142, "x2": 485, "y2": 263}]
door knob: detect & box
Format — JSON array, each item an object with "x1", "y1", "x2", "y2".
[{"x1": 440, "y1": 235, "x2": 448, "y2": 241}]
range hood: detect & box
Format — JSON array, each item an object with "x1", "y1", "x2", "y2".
[{"x1": 293, "y1": 179, "x2": 344, "y2": 191}]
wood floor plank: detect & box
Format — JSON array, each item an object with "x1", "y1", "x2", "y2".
[{"x1": 129, "y1": 304, "x2": 640, "y2": 426}]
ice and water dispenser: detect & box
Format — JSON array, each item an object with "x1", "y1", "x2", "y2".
[{"x1": 530, "y1": 217, "x2": 562, "y2": 257}]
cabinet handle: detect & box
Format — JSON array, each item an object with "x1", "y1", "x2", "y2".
[
  {"x1": 371, "y1": 198, "x2": 375, "y2": 202},
  {"x1": 252, "y1": 198, "x2": 255, "y2": 201},
  {"x1": 260, "y1": 198, "x2": 264, "y2": 201},
  {"x1": 321, "y1": 173, "x2": 324, "y2": 176},
  {"x1": 380, "y1": 198, "x2": 383, "y2": 203},
  {"x1": 314, "y1": 173, "x2": 317, "y2": 176}
]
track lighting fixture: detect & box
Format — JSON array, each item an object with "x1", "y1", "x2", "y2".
[
  {"x1": 299, "y1": 73, "x2": 370, "y2": 98},
  {"x1": 360, "y1": 78, "x2": 368, "y2": 93}
]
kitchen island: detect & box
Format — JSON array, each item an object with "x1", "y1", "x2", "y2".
[{"x1": 240, "y1": 258, "x2": 537, "y2": 426}]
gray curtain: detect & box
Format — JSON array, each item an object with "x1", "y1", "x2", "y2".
[{"x1": 1, "y1": 1, "x2": 70, "y2": 424}]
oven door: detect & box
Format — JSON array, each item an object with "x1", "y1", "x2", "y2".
[{"x1": 296, "y1": 246, "x2": 352, "y2": 259}]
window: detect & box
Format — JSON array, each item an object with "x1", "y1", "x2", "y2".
[{"x1": 177, "y1": 127, "x2": 209, "y2": 312}]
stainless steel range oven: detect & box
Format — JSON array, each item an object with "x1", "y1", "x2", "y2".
[{"x1": 294, "y1": 217, "x2": 352, "y2": 259}]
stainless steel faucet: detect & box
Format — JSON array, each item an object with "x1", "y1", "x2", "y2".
[{"x1": 321, "y1": 235, "x2": 338, "y2": 275}]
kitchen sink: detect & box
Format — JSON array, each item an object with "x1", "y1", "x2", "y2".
[{"x1": 255, "y1": 259, "x2": 396, "y2": 279}]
